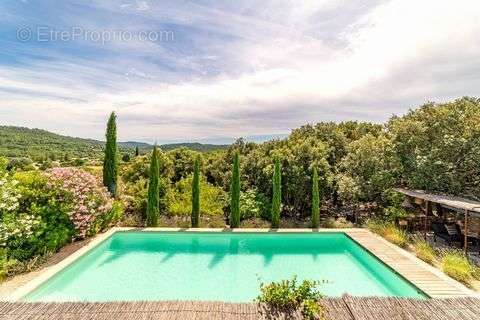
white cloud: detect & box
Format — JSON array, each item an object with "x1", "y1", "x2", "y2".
[{"x1": 1, "y1": 0, "x2": 480, "y2": 142}]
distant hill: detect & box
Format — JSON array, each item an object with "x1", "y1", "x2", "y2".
[
  {"x1": 0, "y1": 126, "x2": 228, "y2": 161},
  {"x1": 119, "y1": 141, "x2": 228, "y2": 152},
  {"x1": 159, "y1": 142, "x2": 228, "y2": 152}
]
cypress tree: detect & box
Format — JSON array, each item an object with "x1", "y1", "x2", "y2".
[
  {"x1": 271, "y1": 158, "x2": 281, "y2": 228},
  {"x1": 230, "y1": 153, "x2": 241, "y2": 228},
  {"x1": 311, "y1": 167, "x2": 320, "y2": 228},
  {"x1": 103, "y1": 112, "x2": 118, "y2": 197},
  {"x1": 146, "y1": 146, "x2": 160, "y2": 227},
  {"x1": 191, "y1": 156, "x2": 200, "y2": 227},
  {"x1": 135, "y1": 145, "x2": 139, "y2": 157}
]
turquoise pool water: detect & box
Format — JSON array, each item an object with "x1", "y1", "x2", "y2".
[{"x1": 25, "y1": 232, "x2": 426, "y2": 302}]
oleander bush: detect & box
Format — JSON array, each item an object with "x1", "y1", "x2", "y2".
[{"x1": 0, "y1": 162, "x2": 122, "y2": 280}]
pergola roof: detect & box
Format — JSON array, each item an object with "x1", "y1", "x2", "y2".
[{"x1": 394, "y1": 188, "x2": 480, "y2": 215}]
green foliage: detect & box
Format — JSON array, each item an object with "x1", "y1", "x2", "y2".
[
  {"x1": 4, "y1": 170, "x2": 74, "y2": 261},
  {"x1": 311, "y1": 167, "x2": 320, "y2": 228},
  {"x1": 257, "y1": 276, "x2": 323, "y2": 320},
  {"x1": 6, "y1": 157, "x2": 34, "y2": 171},
  {"x1": 191, "y1": 156, "x2": 200, "y2": 227},
  {"x1": 103, "y1": 112, "x2": 118, "y2": 197},
  {"x1": 388, "y1": 97, "x2": 480, "y2": 200},
  {"x1": 166, "y1": 175, "x2": 226, "y2": 217},
  {"x1": 122, "y1": 153, "x2": 131, "y2": 162},
  {"x1": 0, "y1": 126, "x2": 221, "y2": 164},
  {"x1": 239, "y1": 189, "x2": 261, "y2": 220},
  {"x1": 271, "y1": 158, "x2": 281, "y2": 228},
  {"x1": 441, "y1": 250, "x2": 477, "y2": 286},
  {"x1": 98, "y1": 200, "x2": 123, "y2": 230},
  {"x1": 339, "y1": 134, "x2": 399, "y2": 203},
  {"x1": 168, "y1": 148, "x2": 200, "y2": 183},
  {"x1": 367, "y1": 219, "x2": 408, "y2": 247},
  {"x1": 412, "y1": 238, "x2": 436, "y2": 265},
  {"x1": 146, "y1": 147, "x2": 160, "y2": 227},
  {"x1": 383, "y1": 206, "x2": 408, "y2": 222},
  {"x1": 230, "y1": 153, "x2": 241, "y2": 227}
]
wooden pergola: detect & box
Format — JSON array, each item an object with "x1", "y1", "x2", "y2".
[{"x1": 394, "y1": 188, "x2": 480, "y2": 254}]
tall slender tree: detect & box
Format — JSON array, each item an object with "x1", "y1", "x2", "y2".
[
  {"x1": 191, "y1": 156, "x2": 200, "y2": 227},
  {"x1": 230, "y1": 153, "x2": 241, "y2": 228},
  {"x1": 146, "y1": 146, "x2": 160, "y2": 227},
  {"x1": 135, "y1": 145, "x2": 139, "y2": 157},
  {"x1": 103, "y1": 112, "x2": 118, "y2": 197},
  {"x1": 271, "y1": 158, "x2": 281, "y2": 228},
  {"x1": 311, "y1": 167, "x2": 320, "y2": 228}
]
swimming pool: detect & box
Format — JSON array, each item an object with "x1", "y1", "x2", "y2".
[{"x1": 24, "y1": 231, "x2": 426, "y2": 302}]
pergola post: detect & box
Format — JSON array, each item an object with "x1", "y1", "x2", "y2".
[
  {"x1": 423, "y1": 200, "x2": 431, "y2": 241},
  {"x1": 464, "y1": 209, "x2": 468, "y2": 255}
]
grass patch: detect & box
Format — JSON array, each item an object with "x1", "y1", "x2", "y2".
[
  {"x1": 441, "y1": 250, "x2": 476, "y2": 286},
  {"x1": 366, "y1": 219, "x2": 408, "y2": 248},
  {"x1": 412, "y1": 238, "x2": 436, "y2": 264}
]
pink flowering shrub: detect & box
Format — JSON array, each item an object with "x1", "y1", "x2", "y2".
[{"x1": 46, "y1": 167, "x2": 114, "y2": 239}]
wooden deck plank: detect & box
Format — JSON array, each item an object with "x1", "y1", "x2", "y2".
[
  {"x1": 345, "y1": 230, "x2": 473, "y2": 298},
  {"x1": 1, "y1": 298, "x2": 480, "y2": 320}
]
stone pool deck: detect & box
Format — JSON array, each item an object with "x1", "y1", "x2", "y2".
[
  {"x1": 344, "y1": 229, "x2": 474, "y2": 298},
  {"x1": 2, "y1": 297, "x2": 480, "y2": 320}
]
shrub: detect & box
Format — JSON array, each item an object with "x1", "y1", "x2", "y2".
[
  {"x1": 441, "y1": 250, "x2": 475, "y2": 286},
  {"x1": 257, "y1": 276, "x2": 323, "y2": 320},
  {"x1": 167, "y1": 175, "x2": 226, "y2": 217},
  {"x1": 412, "y1": 238, "x2": 436, "y2": 264},
  {"x1": 383, "y1": 206, "x2": 407, "y2": 222},
  {"x1": 122, "y1": 154, "x2": 131, "y2": 162},
  {"x1": 239, "y1": 189, "x2": 261, "y2": 220},
  {"x1": 383, "y1": 227, "x2": 408, "y2": 247},
  {"x1": 46, "y1": 167, "x2": 114, "y2": 239},
  {"x1": 8, "y1": 170, "x2": 74, "y2": 260},
  {"x1": 367, "y1": 219, "x2": 408, "y2": 247}
]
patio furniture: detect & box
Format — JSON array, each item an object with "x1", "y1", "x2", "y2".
[{"x1": 431, "y1": 222, "x2": 464, "y2": 247}]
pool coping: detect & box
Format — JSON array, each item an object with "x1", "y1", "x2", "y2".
[{"x1": 7, "y1": 227, "x2": 476, "y2": 301}]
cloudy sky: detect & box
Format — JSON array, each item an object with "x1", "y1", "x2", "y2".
[{"x1": 1, "y1": 0, "x2": 480, "y2": 143}]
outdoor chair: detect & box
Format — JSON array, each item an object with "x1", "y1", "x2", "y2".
[{"x1": 431, "y1": 222, "x2": 464, "y2": 247}]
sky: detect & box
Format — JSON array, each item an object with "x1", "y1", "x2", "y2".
[{"x1": 1, "y1": 0, "x2": 480, "y2": 144}]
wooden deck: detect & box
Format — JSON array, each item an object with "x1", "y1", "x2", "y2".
[
  {"x1": 2, "y1": 297, "x2": 480, "y2": 320},
  {"x1": 345, "y1": 229, "x2": 473, "y2": 298}
]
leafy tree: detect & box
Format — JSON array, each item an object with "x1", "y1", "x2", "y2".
[
  {"x1": 146, "y1": 146, "x2": 160, "y2": 227},
  {"x1": 230, "y1": 153, "x2": 241, "y2": 227},
  {"x1": 191, "y1": 156, "x2": 200, "y2": 227},
  {"x1": 271, "y1": 158, "x2": 281, "y2": 228},
  {"x1": 135, "y1": 146, "x2": 139, "y2": 157},
  {"x1": 168, "y1": 147, "x2": 200, "y2": 183},
  {"x1": 103, "y1": 112, "x2": 118, "y2": 197},
  {"x1": 339, "y1": 134, "x2": 400, "y2": 203},
  {"x1": 311, "y1": 167, "x2": 320, "y2": 228},
  {"x1": 167, "y1": 175, "x2": 226, "y2": 216}
]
